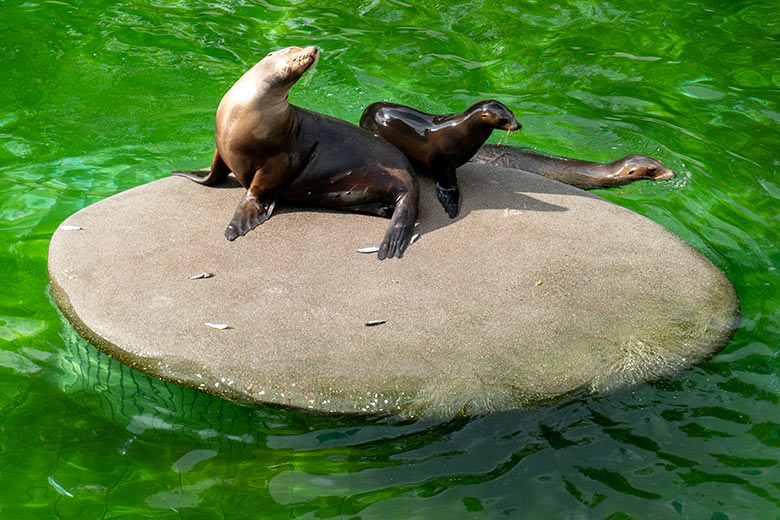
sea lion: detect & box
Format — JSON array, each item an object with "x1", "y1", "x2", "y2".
[
  {"x1": 471, "y1": 144, "x2": 675, "y2": 189},
  {"x1": 360, "y1": 100, "x2": 520, "y2": 218},
  {"x1": 172, "y1": 46, "x2": 419, "y2": 260}
]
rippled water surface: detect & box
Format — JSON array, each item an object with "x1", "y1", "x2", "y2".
[{"x1": 1, "y1": 0, "x2": 778, "y2": 518}]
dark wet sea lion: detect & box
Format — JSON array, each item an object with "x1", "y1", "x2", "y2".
[
  {"x1": 172, "y1": 46, "x2": 419, "y2": 260},
  {"x1": 360, "y1": 100, "x2": 520, "y2": 218},
  {"x1": 471, "y1": 144, "x2": 675, "y2": 189}
]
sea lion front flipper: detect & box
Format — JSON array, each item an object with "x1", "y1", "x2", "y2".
[
  {"x1": 225, "y1": 192, "x2": 276, "y2": 241},
  {"x1": 435, "y1": 183, "x2": 460, "y2": 219},
  {"x1": 224, "y1": 160, "x2": 289, "y2": 241},
  {"x1": 433, "y1": 163, "x2": 460, "y2": 218},
  {"x1": 378, "y1": 214, "x2": 415, "y2": 260},
  {"x1": 377, "y1": 168, "x2": 419, "y2": 260}
]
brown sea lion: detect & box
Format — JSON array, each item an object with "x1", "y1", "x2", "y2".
[
  {"x1": 360, "y1": 101, "x2": 520, "y2": 218},
  {"x1": 471, "y1": 144, "x2": 675, "y2": 189},
  {"x1": 172, "y1": 46, "x2": 419, "y2": 260}
]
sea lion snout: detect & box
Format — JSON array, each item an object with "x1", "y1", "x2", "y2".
[
  {"x1": 289, "y1": 46, "x2": 318, "y2": 61},
  {"x1": 289, "y1": 46, "x2": 319, "y2": 75},
  {"x1": 502, "y1": 120, "x2": 521, "y2": 132},
  {"x1": 261, "y1": 45, "x2": 318, "y2": 68},
  {"x1": 263, "y1": 46, "x2": 319, "y2": 86}
]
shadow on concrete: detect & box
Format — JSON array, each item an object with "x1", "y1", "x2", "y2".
[{"x1": 180, "y1": 163, "x2": 601, "y2": 238}]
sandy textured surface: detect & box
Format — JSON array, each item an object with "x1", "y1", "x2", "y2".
[{"x1": 48, "y1": 163, "x2": 740, "y2": 418}]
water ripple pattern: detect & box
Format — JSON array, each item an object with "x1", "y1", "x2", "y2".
[{"x1": 0, "y1": 0, "x2": 778, "y2": 518}]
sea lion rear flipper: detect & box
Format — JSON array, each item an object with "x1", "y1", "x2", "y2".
[
  {"x1": 225, "y1": 192, "x2": 276, "y2": 241},
  {"x1": 171, "y1": 149, "x2": 230, "y2": 186}
]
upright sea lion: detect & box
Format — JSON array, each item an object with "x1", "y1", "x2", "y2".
[
  {"x1": 471, "y1": 144, "x2": 675, "y2": 189},
  {"x1": 172, "y1": 47, "x2": 419, "y2": 260},
  {"x1": 360, "y1": 101, "x2": 520, "y2": 218}
]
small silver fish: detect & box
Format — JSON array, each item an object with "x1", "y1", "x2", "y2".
[
  {"x1": 190, "y1": 272, "x2": 215, "y2": 280},
  {"x1": 365, "y1": 319, "x2": 387, "y2": 327},
  {"x1": 357, "y1": 246, "x2": 380, "y2": 254}
]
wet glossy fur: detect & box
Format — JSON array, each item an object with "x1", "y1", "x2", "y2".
[
  {"x1": 360, "y1": 100, "x2": 520, "y2": 217},
  {"x1": 172, "y1": 47, "x2": 418, "y2": 260},
  {"x1": 471, "y1": 145, "x2": 675, "y2": 189}
]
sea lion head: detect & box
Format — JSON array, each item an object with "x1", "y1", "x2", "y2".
[
  {"x1": 615, "y1": 155, "x2": 675, "y2": 181},
  {"x1": 256, "y1": 46, "x2": 319, "y2": 89},
  {"x1": 475, "y1": 100, "x2": 521, "y2": 132}
]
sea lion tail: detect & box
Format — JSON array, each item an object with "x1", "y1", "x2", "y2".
[
  {"x1": 171, "y1": 149, "x2": 230, "y2": 186},
  {"x1": 171, "y1": 168, "x2": 227, "y2": 186}
]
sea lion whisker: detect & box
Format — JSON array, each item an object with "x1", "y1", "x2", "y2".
[{"x1": 300, "y1": 51, "x2": 319, "y2": 87}]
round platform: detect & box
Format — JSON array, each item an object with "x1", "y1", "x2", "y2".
[{"x1": 48, "y1": 164, "x2": 740, "y2": 418}]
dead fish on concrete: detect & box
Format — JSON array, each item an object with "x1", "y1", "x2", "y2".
[
  {"x1": 357, "y1": 246, "x2": 380, "y2": 254},
  {"x1": 205, "y1": 322, "x2": 230, "y2": 330}
]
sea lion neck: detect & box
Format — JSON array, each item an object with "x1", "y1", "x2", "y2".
[
  {"x1": 603, "y1": 156, "x2": 648, "y2": 178},
  {"x1": 251, "y1": 97, "x2": 298, "y2": 148},
  {"x1": 452, "y1": 105, "x2": 497, "y2": 142}
]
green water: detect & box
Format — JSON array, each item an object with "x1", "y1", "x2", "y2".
[{"x1": 1, "y1": 0, "x2": 778, "y2": 517}]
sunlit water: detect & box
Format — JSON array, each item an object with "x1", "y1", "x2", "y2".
[{"x1": 1, "y1": 1, "x2": 778, "y2": 518}]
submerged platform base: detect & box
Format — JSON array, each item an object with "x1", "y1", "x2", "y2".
[{"x1": 48, "y1": 164, "x2": 739, "y2": 418}]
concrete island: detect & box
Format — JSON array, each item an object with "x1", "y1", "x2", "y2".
[{"x1": 48, "y1": 163, "x2": 740, "y2": 419}]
